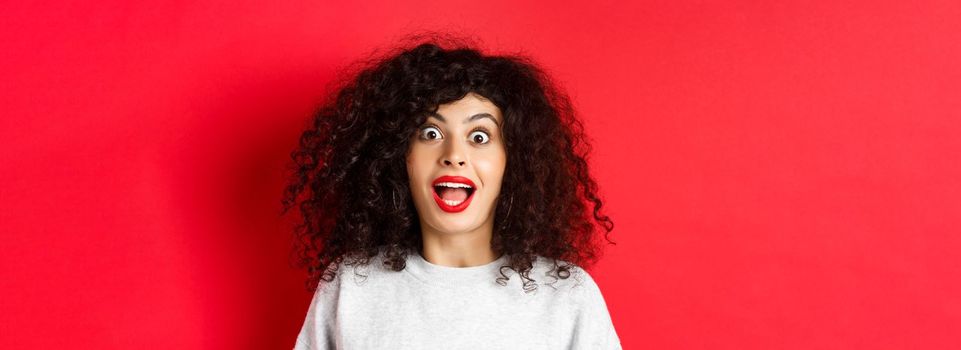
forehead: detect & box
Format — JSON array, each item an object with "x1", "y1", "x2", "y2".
[{"x1": 430, "y1": 93, "x2": 502, "y2": 123}]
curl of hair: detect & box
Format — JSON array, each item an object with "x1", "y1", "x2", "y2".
[{"x1": 281, "y1": 37, "x2": 614, "y2": 294}]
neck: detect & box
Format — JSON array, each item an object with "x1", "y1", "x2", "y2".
[{"x1": 419, "y1": 219, "x2": 498, "y2": 267}]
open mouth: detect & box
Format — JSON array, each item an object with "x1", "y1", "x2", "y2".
[{"x1": 431, "y1": 176, "x2": 477, "y2": 213}]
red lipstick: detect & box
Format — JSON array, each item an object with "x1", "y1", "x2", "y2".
[{"x1": 431, "y1": 175, "x2": 476, "y2": 213}]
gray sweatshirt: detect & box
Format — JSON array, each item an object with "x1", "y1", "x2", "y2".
[{"x1": 293, "y1": 251, "x2": 621, "y2": 349}]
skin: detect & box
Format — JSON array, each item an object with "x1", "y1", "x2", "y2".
[{"x1": 406, "y1": 93, "x2": 507, "y2": 267}]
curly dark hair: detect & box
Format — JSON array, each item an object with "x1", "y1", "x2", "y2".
[{"x1": 281, "y1": 37, "x2": 614, "y2": 294}]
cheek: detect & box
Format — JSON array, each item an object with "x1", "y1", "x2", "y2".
[
  {"x1": 477, "y1": 151, "x2": 508, "y2": 186},
  {"x1": 406, "y1": 157, "x2": 419, "y2": 184},
  {"x1": 406, "y1": 147, "x2": 430, "y2": 184}
]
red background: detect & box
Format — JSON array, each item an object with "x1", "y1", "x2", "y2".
[{"x1": 2, "y1": 1, "x2": 959, "y2": 349}]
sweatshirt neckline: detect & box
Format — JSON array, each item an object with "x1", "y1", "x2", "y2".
[{"x1": 404, "y1": 252, "x2": 509, "y2": 286}]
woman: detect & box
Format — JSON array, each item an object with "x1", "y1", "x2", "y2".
[{"x1": 282, "y1": 38, "x2": 620, "y2": 349}]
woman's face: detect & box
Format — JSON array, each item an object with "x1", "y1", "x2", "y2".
[{"x1": 407, "y1": 93, "x2": 507, "y2": 236}]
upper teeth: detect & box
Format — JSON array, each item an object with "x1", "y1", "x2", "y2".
[{"x1": 435, "y1": 182, "x2": 473, "y2": 189}]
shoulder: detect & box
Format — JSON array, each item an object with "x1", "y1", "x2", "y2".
[
  {"x1": 534, "y1": 258, "x2": 620, "y2": 348},
  {"x1": 328, "y1": 251, "x2": 398, "y2": 287},
  {"x1": 523, "y1": 256, "x2": 600, "y2": 295},
  {"x1": 309, "y1": 251, "x2": 390, "y2": 293}
]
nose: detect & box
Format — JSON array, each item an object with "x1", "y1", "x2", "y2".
[
  {"x1": 441, "y1": 140, "x2": 467, "y2": 167},
  {"x1": 444, "y1": 159, "x2": 466, "y2": 167}
]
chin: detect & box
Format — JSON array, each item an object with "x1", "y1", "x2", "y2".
[{"x1": 429, "y1": 218, "x2": 479, "y2": 234}]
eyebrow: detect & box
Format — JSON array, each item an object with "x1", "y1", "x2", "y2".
[{"x1": 427, "y1": 112, "x2": 500, "y2": 126}]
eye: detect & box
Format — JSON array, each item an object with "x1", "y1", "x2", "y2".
[
  {"x1": 469, "y1": 130, "x2": 491, "y2": 144},
  {"x1": 419, "y1": 126, "x2": 442, "y2": 140}
]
